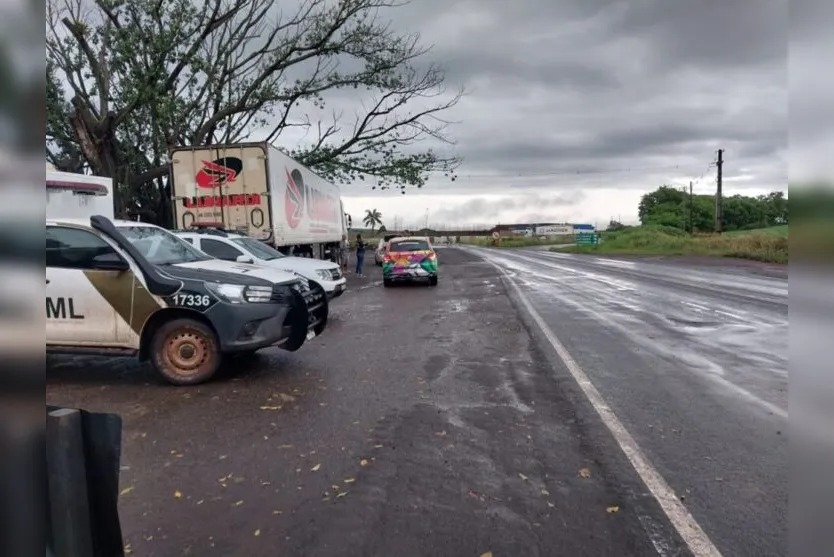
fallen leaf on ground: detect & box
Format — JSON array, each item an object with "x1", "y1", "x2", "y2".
[
  {"x1": 279, "y1": 444, "x2": 293, "y2": 449},
  {"x1": 360, "y1": 459, "x2": 369, "y2": 467},
  {"x1": 481, "y1": 552, "x2": 493, "y2": 557},
  {"x1": 311, "y1": 463, "x2": 321, "y2": 472},
  {"x1": 272, "y1": 510, "x2": 282, "y2": 515},
  {"x1": 174, "y1": 490, "x2": 182, "y2": 499},
  {"x1": 234, "y1": 500, "x2": 244, "y2": 507},
  {"x1": 260, "y1": 406, "x2": 281, "y2": 411},
  {"x1": 254, "y1": 529, "x2": 261, "y2": 536},
  {"x1": 343, "y1": 478, "x2": 356, "y2": 484},
  {"x1": 337, "y1": 491, "x2": 348, "y2": 498},
  {"x1": 124, "y1": 544, "x2": 132, "y2": 554},
  {"x1": 518, "y1": 473, "x2": 528, "y2": 481},
  {"x1": 541, "y1": 489, "x2": 550, "y2": 496},
  {"x1": 374, "y1": 444, "x2": 384, "y2": 448},
  {"x1": 277, "y1": 393, "x2": 296, "y2": 402},
  {"x1": 606, "y1": 506, "x2": 619, "y2": 513},
  {"x1": 119, "y1": 486, "x2": 134, "y2": 496},
  {"x1": 197, "y1": 499, "x2": 204, "y2": 505},
  {"x1": 579, "y1": 468, "x2": 591, "y2": 478},
  {"x1": 435, "y1": 430, "x2": 447, "y2": 436},
  {"x1": 547, "y1": 502, "x2": 555, "y2": 508}
]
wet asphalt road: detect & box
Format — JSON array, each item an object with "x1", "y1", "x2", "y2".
[
  {"x1": 470, "y1": 246, "x2": 789, "y2": 557},
  {"x1": 45, "y1": 247, "x2": 787, "y2": 557}
]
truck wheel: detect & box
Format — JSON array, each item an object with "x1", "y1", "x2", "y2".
[
  {"x1": 383, "y1": 278, "x2": 392, "y2": 287},
  {"x1": 429, "y1": 276, "x2": 438, "y2": 286},
  {"x1": 150, "y1": 318, "x2": 221, "y2": 385}
]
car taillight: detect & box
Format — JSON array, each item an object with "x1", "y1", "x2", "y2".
[{"x1": 383, "y1": 254, "x2": 392, "y2": 263}]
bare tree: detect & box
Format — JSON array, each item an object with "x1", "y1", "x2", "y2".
[{"x1": 46, "y1": 0, "x2": 462, "y2": 220}]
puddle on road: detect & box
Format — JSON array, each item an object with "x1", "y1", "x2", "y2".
[
  {"x1": 446, "y1": 299, "x2": 469, "y2": 313},
  {"x1": 665, "y1": 316, "x2": 721, "y2": 328}
]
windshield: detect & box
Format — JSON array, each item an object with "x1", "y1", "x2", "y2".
[
  {"x1": 231, "y1": 237, "x2": 285, "y2": 260},
  {"x1": 119, "y1": 226, "x2": 211, "y2": 265},
  {"x1": 389, "y1": 239, "x2": 430, "y2": 252}
]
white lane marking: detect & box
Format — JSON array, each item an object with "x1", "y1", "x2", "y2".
[
  {"x1": 596, "y1": 257, "x2": 639, "y2": 269},
  {"x1": 493, "y1": 265, "x2": 724, "y2": 557},
  {"x1": 681, "y1": 301, "x2": 747, "y2": 323},
  {"x1": 502, "y1": 250, "x2": 637, "y2": 291},
  {"x1": 713, "y1": 309, "x2": 745, "y2": 320}
]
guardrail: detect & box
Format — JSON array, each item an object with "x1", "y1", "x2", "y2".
[{"x1": 46, "y1": 406, "x2": 124, "y2": 557}]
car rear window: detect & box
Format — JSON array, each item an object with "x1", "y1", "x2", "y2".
[{"x1": 389, "y1": 240, "x2": 430, "y2": 252}]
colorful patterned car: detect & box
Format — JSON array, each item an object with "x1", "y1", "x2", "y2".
[{"x1": 382, "y1": 237, "x2": 438, "y2": 287}]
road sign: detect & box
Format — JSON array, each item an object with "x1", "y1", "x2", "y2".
[
  {"x1": 572, "y1": 224, "x2": 595, "y2": 234},
  {"x1": 575, "y1": 232, "x2": 599, "y2": 245}
]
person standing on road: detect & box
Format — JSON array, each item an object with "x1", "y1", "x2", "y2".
[
  {"x1": 339, "y1": 234, "x2": 349, "y2": 271},
  {"x1": 355, "y1": 234, "x2": 366, "y2": 276}
]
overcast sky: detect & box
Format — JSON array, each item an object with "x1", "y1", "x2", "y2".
[{"x1": 325, "y1": 0, "x2": 792, "y2": 228}]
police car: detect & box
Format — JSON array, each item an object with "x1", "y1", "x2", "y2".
[{"x1": 46, "y1": 215, "x2": 328, "y2": 385}]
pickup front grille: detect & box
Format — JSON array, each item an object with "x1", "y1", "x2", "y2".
[{"x1": 329, "y1": 268, "x2": 342, "y2": 280}]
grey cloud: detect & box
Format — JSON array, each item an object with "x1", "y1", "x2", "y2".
[
  {"x1": 287, "y1": 0, "x2": 788, "y2": 207},
  {"x1": 426, "y1": 191, "x2": 586, "y2": 223},
  {"x1": 609, "y1": 0, "x2": 787, "y2": 71}
]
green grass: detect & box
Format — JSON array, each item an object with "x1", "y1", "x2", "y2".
[
  {"x1": 725, "y1": 225, "x2": 789, "y2": 238},
  {"x1": 558, "y1": 225, "x2": 788, "y2": 263},
  {"x1": 461, "y1": 236, "x2": 575, "y2": 248}
]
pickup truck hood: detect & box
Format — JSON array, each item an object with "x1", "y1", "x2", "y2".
[
  {"x1": 266, "y1": 256, "x2": 338, "y2": 274},
  {"x1": 171, "y1": 259, "x2": 300, "y2": 286}
]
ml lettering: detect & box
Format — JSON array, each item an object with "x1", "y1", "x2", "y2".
[{"x1": 46, "y1": 297, "x2": 84, "y2": 319}]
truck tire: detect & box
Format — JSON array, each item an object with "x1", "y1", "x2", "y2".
[
  {"x1": 150, "y1": 318, "x2": 221, "y2": 385},
  {"x1": 429, "y1": 276, "x2": 438, "y2": 286},
  {"x1": 383, "y1": 278, "x2": 392, "y2": 287}
]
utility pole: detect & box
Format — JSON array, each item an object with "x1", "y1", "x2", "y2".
[
  {"x1": 715, "y1": 149, "x2": 724, "y2": 233},
  {"x1": 689, "y1": 181, "x2": 693, "y2": 234}
]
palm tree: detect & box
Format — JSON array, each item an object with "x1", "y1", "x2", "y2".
[{"x1": 363, "y1": 208, "x2": 383, "y2": 232}]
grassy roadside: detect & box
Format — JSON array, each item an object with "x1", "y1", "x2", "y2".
[
  {"x1": 461, "y1": 236, "x2": 575, "y2": 248},
  {"x1": 556, "y1": 225, "x2": 789, "y2": 264}
]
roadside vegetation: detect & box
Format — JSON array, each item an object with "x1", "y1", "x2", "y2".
[
  {"x1": 559, "y1": 225, "x2": 788, "y2": 263},
  {"x1": 462, "y1": 236, "x2": 575, "y2": 248},
  {"x1": 553, "y1": 185, "x2": 790, "y2": 263}
]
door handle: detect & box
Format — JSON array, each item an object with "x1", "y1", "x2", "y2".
[{"x1": 46, "y1": 279, "x2": 50, "y2": 284}]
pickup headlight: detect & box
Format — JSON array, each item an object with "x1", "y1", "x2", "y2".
[
  {"x1": 316, "y1": 269, "x2": 333, "y2": 281},
  {"x1": 205, "y1": 282, "x2": 273, "y2": 303}
]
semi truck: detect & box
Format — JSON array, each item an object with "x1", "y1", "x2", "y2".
[{"x1": 168, "y1": 143, "x2": 349, "y2": 261}]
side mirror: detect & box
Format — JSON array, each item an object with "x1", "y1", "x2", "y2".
[
  {"x1": 236, "y1": 255, "x2": 254, "y2": 264},
  {"x1": 92, "y1": 252, "x2": 130, "y2": 272}
]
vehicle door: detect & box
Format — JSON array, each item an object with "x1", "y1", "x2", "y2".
[
  {"x1": 198, "y1": 237, "x2": 250, "y2": 263},
  {"x1": 46, "y1": 225, "x2": 135, "y2": 347}
]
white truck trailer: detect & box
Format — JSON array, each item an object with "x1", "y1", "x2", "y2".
[{"x1": 168, "y1": 143, "x2": 348, "y2": 261}]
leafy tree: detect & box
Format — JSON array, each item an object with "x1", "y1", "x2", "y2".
[
  {"x1": 46, "y1": 0, "x2": 463, "y2": 222},
  {"x1": 378, "y1": 224, "x2": 387, "y2": 233},
  {"x1": 639, "y1": 185, "x2": 786, "y2": 233},
  {"x1": 363, "y1": 208, "x2": 383, "y2": 231}
]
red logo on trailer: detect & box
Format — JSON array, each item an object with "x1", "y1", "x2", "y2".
[
  {"x1": 285, "y1": 168, "x2": 306, "y2": 229},
  {"x1": 194, "y1": 157, "x2": 243, "y2": 189}
]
